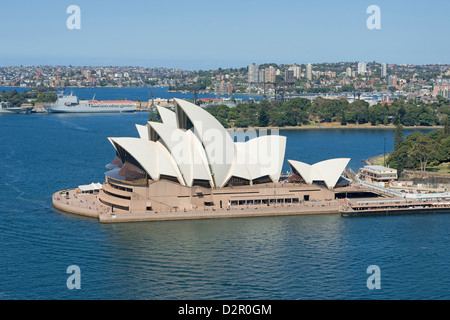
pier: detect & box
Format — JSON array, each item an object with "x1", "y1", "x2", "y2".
[{"x1": 341, "y1": 198, "x2": 450, "y2": 217}]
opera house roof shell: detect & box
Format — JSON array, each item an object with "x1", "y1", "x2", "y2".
[
  {"x1": 108, "y1": 98, "x2": 287, "y2": 189},
  {"x1": 288, "y1": 158, "x2": 351, "y2": 189},
  {"x1": 107, "y1": 98, "x2": 349, "y2": 190}
]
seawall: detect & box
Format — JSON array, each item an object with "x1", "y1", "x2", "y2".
[{"x1": 98, "y1": 205, "x2": 341, "y2": 223}]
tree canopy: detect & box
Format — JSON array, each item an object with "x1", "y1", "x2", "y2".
[
  {"x1": 204, "y1": 97, "x2": 447, "y2": 129},
  {"x1": 388, "y1": 127, "x2": 450, "y2": 173}
]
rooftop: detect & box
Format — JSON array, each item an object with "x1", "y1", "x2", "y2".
[{"x1": 363, "y1": 165, "x2": 397, "y2": 173}]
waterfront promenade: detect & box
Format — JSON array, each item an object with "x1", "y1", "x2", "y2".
[
  {"x1": 52, "y1": 189, "x2": 342, "y2": 223},
  {"x1": 97, "y1": 204, "x2": 341, "y2": 223},
  {"x1": 53, "y1": 184, "x2": 450, "y2": 222}
]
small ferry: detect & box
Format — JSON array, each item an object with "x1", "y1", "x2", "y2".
[
  {"x1": 341, "y1": 199, "x2": 450, "y2": 217},
  {"x1": 46, "y1": 92, "x2": 137, "y2": 113}
]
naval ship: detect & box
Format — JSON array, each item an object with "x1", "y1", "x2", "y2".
[
  {"x1": 46, "y1": 92, "x2": 137, "y2": 113},
  {"x1": 0, "y1": 101, "x2": 33, "y2": 114}
]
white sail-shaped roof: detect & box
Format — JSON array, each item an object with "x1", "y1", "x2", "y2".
[
  {"x1": 174, "y1": 98, "x2": 235, "y2": 188},
  {"x1": 155, "y1": 141, "x2": 185, "y2": 185},
  {"x1": 288, "y1": 158, "x2": 350, "y2": 189},
  {"x1": 156, "y1": 106, "x2": 177, "y2": 127},
  {"x1": 108, "y1": 137, "x2": 184, "y2": 185},
  {"x1": 226, "y1": 135, "x2": 286, "y2": 184},
  {"x1": 185, "y1": 130, "x2": 215, "y2": 187},
  {"x1": 107, "y1": 99, "x2": 289, "y2": 189},
  {"x1": 135, "y1": 124, "x2": 149, "y2": 140},
  {"x1": 147, "y1": 122, "x2": 191, "y2": 185},
  {"x1": 230, "y1": 142, "x2": 252, "y2": 181},
  {"x1": 148, "y1": 121, "x2": 213, "y2": 187},
  {"x1": 246, "y1": 135, "x2": 286, "y2": 183},
  {"x1": 288, "y1": 160, "x2": 312, "y2": 184}
]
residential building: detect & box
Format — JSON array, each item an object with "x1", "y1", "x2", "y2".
[
  {"x1": 306, "y1": 63, "x2": 312, "y2": 81},
  {"x1": 381, "y1": 63, "x2": 387, "y2": 77},
  {"x1": 433, "y1": 83, "x2": 450, "y2": 98},
  {"x1": 346, "y1": 67, "x2": 352, "y2": 77},
  {"x1": 358, "y1": 62, "x2": 367, "y2": 75},
  {"x1": 248, "y1": 63, "x2": 259, "y2": 84},
  {"x1": 265, "y1": 66, "x2": 276, "y2": 83},
  {"x1": 388, "y1": 75, "x2": 398, "y2": 87}
]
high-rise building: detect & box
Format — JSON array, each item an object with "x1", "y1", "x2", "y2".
[
  {"x1": 215, "y1": 81, "x2": 234, "y2": 95},
  {"x1": 306, "y1": 63, "x2": 312, "y2": 81},
  {"x1": 289, "y1": 65, "x2": 301, "y2": 79},
  {"x1": 265, "y1": 66, "x2": 276, "y2": 83},
  {"x1": 83, "y1": 70, "x2": 91, "y2": 78},
  {"x1": 358, "y1": 62, "x2": 367, "y2": 75},
  {"x1": 433, "y1": 83, "x2": 450, "y2": 98},
  {"x1": 381, "y1": 63, "x2": 388, "y2": 77},
  {"x1": 388, "y1": 75, "x2": 398, "y2": 87},
  {"x1": 259, "y1": 69, "x2": 265, "y2": 83},
  {"x1": 346, "y1": 67, "x2": 352, "y2": 77},
  {"x1": 248, "y1": 63, "x2": 259, "y2": 84},
  {"x1": 285, "y1": 69, "x2": 295, "y2": 84}
]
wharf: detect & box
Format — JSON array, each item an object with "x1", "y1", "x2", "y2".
[
  {"x1": 53, "y1": 187, "x2": 450, "y2": 222},
  {"x1": 341, "y1": 199, "x2": 450, "y2": 217}
]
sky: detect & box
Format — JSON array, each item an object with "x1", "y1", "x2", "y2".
[{"x1": 0, "y1": 0, "x2": 449, "y2": 70}]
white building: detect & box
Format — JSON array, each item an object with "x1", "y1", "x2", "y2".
[
  {"x1": 265, "y1": 66, "x2": 276, "y2": 83},
  {"x1": 358, "y1": 62, "x2": 367, "y2": 75},
  {"x1": 346, "y1": 67, "x2": 352, "y2": 77},
  {"x1": 248, "y1": 63, "x2": 259, "y2": 84},
  {"x1": 306, "y1": 63, "x2": 312, "y2": 81},
  {"x1": 289, "y1": 65, "x2": 301, "y2": 79},
  {"x1": 381, "y1": 62, "x2": 387, "y2": 77}
]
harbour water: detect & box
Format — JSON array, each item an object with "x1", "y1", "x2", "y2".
[
  {"x1": 1, "y1": 97, "x2": 448, "y2": 300},
  {"x1": 0, "y1": 86, "x2": 263, "y2": 102}
]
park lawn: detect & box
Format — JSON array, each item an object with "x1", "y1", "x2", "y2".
[
  {"x1": 426, "y1": 162, "x2": 450, "y2": 175},
  {"x1": 372, "y1": 155, "x2": 388, "y2": 166}
]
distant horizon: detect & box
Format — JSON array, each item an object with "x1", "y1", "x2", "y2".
[
  {"x1": 1, "y1": 1, "x2": 449, "y2": 70},
  {"x1": 1, "y1": 61, "x2": 449, "y2": 72}
]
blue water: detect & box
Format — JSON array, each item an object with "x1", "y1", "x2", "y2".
[
  {"x1": 0, "y1": 86, "x2": 262, "y2": 102},
  {"x1": 0, "y1": 109, "x2": 447, "y2": 300}
]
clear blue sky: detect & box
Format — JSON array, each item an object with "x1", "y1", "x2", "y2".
[{"x1": 0, "y1": 0, "x2": 448, "y2": 70}]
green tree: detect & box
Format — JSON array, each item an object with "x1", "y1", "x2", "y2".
[
  {"x1": 148, "y1": 110, "x2": 161, "y2": 122},
  {"x1": 368, "y1": 104, "x2": 388, "y2": 125},
  {"x1": 346, "y1": 100, "x2": 369, "y2": 124},
  {"x1": 407, "y1": 135, "x2": 438, "y2": 171},
  {"x1": 436, "y1": 136, "x2": 450, "y2": 163},
  {"x1": 340, "y1": 111, "x2": 347, "y2": 125},
  {"x1": 258, "y1": 107, "x2": 269, "y2": 127},
  {"x1": 393, "y1": 124, "x2": 404, "y2": 150}
]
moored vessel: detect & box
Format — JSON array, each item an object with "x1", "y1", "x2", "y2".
[
  {"x1": 341, "y1": 199, "x2": 450, "y2": 217},
  {"x1": 46, "y1": 92, "x2": 137, "y2": 113},
  {"x1": 0, "y1": 101, "x2": 33, "y2": 114}
]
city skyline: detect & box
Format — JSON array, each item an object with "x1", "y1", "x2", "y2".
[{"x1": 0, "y1": 0, "x2": 449, "y2": 70}]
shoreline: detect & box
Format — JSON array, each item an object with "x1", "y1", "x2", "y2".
[
  {"x1": 229, "y1": 124, "x2": 443, "y2": 130},
  {"x1": 98, "y1": 206, "x2": 340, "y2": 223}
]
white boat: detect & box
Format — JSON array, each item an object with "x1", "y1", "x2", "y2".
[
  {"x1": 0, "y1": 101, "x2": 33, "y2": 114},
  {"x1": 46, "y1": 92, "x2": 137, "y2": 113}
]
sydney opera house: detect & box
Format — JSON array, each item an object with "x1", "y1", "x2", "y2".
[{"x1": 53, "y1": 98, "x2": 353, "y2": 221}]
